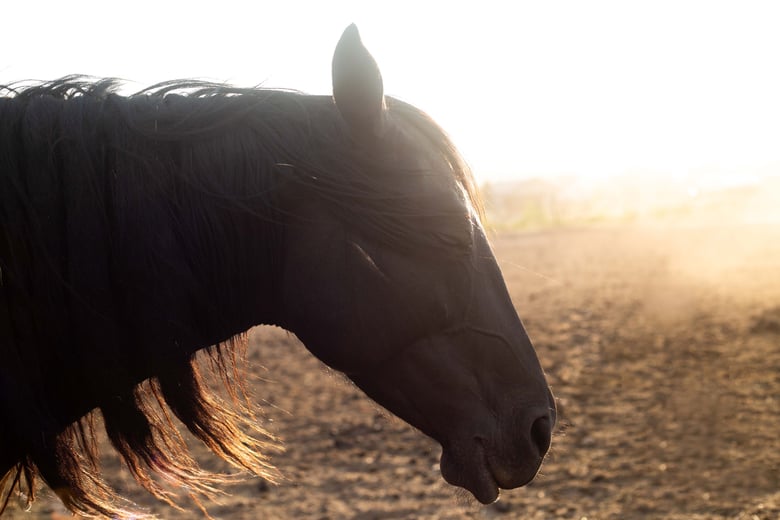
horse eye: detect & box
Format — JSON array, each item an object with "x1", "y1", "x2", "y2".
[{"x1": 435, "y1": 230, "x2": 472, "y2": 251}]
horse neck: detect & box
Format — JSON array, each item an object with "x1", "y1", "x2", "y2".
[
  {"x1": 134, "y1": 145, "x2": 287, "y2": 353},
  {"x1": 0, "y1": 90, "x2": 296, "y2": 442}
]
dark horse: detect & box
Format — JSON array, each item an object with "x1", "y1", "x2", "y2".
[{"x1": 0, "y1": 25, "x2": 555, "y2": 517}]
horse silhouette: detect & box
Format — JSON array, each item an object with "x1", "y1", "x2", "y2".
[{"x1": 0, "y1": 24, "x2": 555, "y2": 517}]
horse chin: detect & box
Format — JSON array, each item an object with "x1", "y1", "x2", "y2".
[
  {"x1": 440, "y1": 443, "x2": 499, "y2": 504},
  {"x1": 439, "y1": 438, "x2": 541, "y2": 504}
]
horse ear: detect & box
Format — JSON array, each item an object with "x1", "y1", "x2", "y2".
[{"x1": 332, "y1": 24, "x2": 386, "y2": 138}]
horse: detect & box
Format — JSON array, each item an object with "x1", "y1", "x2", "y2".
[{"x1": 0, "y1": 24, "x2": 555, "y2": 518}]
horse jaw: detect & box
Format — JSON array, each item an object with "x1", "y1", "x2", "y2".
[{"x1": 347, "y1": 327, "x2": 555, "y2": 503}]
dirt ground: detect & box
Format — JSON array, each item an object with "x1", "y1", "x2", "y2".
[{"x1": 5, "y1": 223, "x2": 780, "y2": 519}]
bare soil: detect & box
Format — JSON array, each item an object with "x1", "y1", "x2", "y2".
[{"x1": 6, "y1": 223, "x2": 780, "y2": 519}]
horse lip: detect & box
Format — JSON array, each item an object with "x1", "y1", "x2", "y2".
[
  {"x1": 440, "y1": 440, "x2": 499, "y2": 504},
  {"x1": 474, "y1": 439, "x2": 502, "y2": 503},
  {"x1": 476, "y1": 436, "x2": 541, "y2": 490},
  {"x1": 440, "y1": 433, "x2": 546, "y2": 504}
]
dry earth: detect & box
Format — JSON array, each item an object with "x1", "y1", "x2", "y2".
[{"x1": 5, "y1": 223, "x2": 780, "y2": 519}]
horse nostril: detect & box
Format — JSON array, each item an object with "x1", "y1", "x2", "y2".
[{"x1": 530, "y1": 415, "x2": 552, "y2": 456}]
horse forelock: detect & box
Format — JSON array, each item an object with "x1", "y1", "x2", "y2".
[{"x1": 388, "y1": 98, "x2": 484, "y2": 222}]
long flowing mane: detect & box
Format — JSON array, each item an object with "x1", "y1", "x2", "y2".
[{"x1": 0, "y1": 77, "x2": 481, "y2": 517}]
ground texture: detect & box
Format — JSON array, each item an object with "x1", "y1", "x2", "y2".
[{"x1": 5, "y1": 224, "x2": 780, "y2": 519}]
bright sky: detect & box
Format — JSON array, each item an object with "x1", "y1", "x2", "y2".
[{"x1": 3, "y1": 1, "x2": 779, "y2": 184}]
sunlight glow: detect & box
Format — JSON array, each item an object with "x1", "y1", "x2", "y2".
[{"x1": 2, "y1": 1, "x2": 779, "y2": 187}]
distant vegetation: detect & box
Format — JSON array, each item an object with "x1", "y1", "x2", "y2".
[{"x1": 482, "y1": 174, "x2": 780, "y2": 230}]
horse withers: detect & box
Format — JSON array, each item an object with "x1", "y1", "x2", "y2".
[{"x1": 0, "y1": 24, "x2": 555, "y2": 516}]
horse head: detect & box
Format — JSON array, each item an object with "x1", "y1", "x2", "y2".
[{"x1": 278, "y1": 24, "x2": 555, "y2": 504}]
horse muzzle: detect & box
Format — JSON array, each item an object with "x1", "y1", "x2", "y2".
[{"x1": 439, "y1": 401, "x2": 555, "y2": 504}]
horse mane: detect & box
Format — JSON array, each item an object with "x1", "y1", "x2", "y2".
[
  {"x1": 0, "y1": 76, "x2": 482, "y2": 518},
  {"x1": 1, "y1": 76, "x2": 482, "y2": 237}
]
